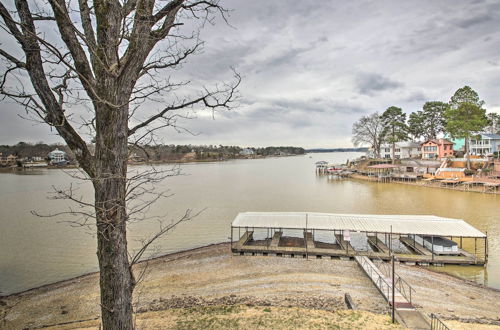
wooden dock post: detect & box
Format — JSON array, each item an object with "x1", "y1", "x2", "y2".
[
  {"x1": 485, "y1": 232, "x2": 488, "y2": 264},
  {"x1": 431, "y1": 236, "x2": 434, "y2": 261}
]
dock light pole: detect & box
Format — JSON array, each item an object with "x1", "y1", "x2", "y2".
[
  {"x1": 391, "y1": 225, "x2": 395, "y2": 324},
  {"x1": 392, "y1": 253, "x2": 395, "y2": 324},
  {"x1": 305, "y1": 213, "x2": 309, "y2": 260}
]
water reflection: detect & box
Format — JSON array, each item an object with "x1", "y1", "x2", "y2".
[{"x1": 0, "y1": 152, "x2": 499, "y2": 295}]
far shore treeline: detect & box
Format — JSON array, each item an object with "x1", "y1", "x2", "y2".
[{"x1": 0, "y1": 142, "x2": 306, "y2": 163}]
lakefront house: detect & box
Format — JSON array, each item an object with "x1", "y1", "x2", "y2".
[
  {"x1": 0, "y1": 153, "x2": 18, "y2": 167},
  {"x1": 47, "y1": 148, "x2": 67, "y2": 165},
  {"x1": 421, "y1": 139, "x2": 454, "y2": 159},
  {"x1": 380, "y1": 142, "x2": 421, "y2": 159},
  {"x1": 470, "y1": 134, "x2": 500, "y2": 156}
]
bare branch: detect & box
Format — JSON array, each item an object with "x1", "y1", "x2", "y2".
[
  {"x1": 129, "y1": 208, "x2": 204, "y2": 267},
  {"x1": 1, "y1": 0, "x2": 95, "y2": 176},
  {"x1": 48, "y1": 0, "x2": 96, "y2": 89},
  {"x1": 128, "y1": 70, "x2": 240, "y2": 136},
  {"x1": 77, "y1": 0, "x2": 97, "y2": 60}
]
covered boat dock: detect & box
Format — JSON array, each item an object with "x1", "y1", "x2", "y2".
[{"x1": 231, "y1": 212, "x2": 488, "y2": 266}]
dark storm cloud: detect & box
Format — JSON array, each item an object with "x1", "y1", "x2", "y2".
[
  {"x1": 455, "y1": 14, "x2": 492, "y2": 29},
  {"x1": 1, "y1": 0, "x2": 500, "y2": 147},
  {"x1": 404, "y1": 91, "x2": 429, "y2": 103},
  {"x1": 356, "y1": 73, "x2": 403, "y2": 95}
]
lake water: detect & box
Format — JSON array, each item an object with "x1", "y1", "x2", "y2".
[{"x1": 0, "y1": 152, "x2": 499, "y2": 295}]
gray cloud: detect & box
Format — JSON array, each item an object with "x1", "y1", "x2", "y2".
[
  {"x1": 1, "y1": 0, "x2": 500, "y2": 148},
  {"x1": 356, "y1": 73, "x2": 403, "y2": 95},
  {"x1": 455, "y1": 14, "x2": 491, "y2": 29}
]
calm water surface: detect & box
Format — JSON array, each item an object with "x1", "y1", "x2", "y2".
[{"x1": 0, "y1": 152, "x2": 498, "y2": 295}]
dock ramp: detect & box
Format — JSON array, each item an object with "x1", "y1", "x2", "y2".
[{"x1": 355, "y1": 256, "x2": 430, "y2": 329}]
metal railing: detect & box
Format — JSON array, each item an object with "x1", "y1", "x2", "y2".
[
  {"x1": 357, "y1": 256, "x2": 392, "y2": 301},
  {"x1": 372, "y1": 256, "x2": 415, "y2": 305},
  {"x1": 430, "y1": 313, "x2": 450, "y2": 330}
]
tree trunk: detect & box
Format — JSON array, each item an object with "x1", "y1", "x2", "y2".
[
  {"x1": 94, "y1": 99, "x2": 134, "y2": 329},
  {"x1": 95, "y1": 181, "x2": 134, "y2": 329},
  {"x1": 392, "y1": 141, "x2": 395, "y2": 164},
  {"x1": 465, "y1": 134, "x2": 470, "y2": 170}
]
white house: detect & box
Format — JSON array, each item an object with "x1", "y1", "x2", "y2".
[
  {"x1": 48, "y1": 148, "x2": 67, "y2": 164},
  {"x1": 239, "y1": 148, "x2": 255, "y2": 156},
  {"x1": 380, "y1": 141, "x2": 421, "y2": 159}
]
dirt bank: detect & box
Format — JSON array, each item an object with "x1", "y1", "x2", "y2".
[{"x1": 1, "y1": 243, "x2": 499, "y2": 329}]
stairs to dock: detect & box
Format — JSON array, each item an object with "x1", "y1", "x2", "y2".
[{"x1": 355, "y1": 255, "x2": 430, "y2": 329}]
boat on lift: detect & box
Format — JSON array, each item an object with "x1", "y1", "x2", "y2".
[{"x1": 327, "y1": 165, "x2": 343, "y2": 174}]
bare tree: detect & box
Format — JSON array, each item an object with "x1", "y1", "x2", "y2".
[
  {"x1": 0, "y1": 1, "x2": 240, "y2": 328},
  {"x1": 352, "y1": 112, "x2": 384, "y2": 158}
]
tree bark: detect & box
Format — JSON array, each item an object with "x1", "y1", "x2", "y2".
[
  {"x1": 465, "y1": 134, "x2": 470, "y2": 170},
  {"x1": 391, "y1": 141, "x2": 395, "y2": 164},
  {"x1": 95, "y1": 180, "x2": 134, "y2": 329},
  {"x1": 93, "y1": 97, "x2": 134, "y2": 329}
]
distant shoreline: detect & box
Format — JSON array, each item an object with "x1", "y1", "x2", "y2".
[
  {"x1": 0, "y1": 154, "x2": 306, "y2": 173},
  {"x1": 306, "y1": 148, "x2": 368, "y2": 153},
  {"x1": 129, "y1": 153, "x2": 303, "y2": 166}
]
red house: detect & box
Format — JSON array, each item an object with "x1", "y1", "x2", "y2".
[{"x1": 421, "y1": 139, "x2": 454, "y2": 159}]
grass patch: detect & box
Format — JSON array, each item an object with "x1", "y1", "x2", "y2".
[{"x1": 166, "y1": 305, "x2": 403, "y2": 330}]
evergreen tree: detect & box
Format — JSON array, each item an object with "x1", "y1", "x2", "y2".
[
  {"x1": 421, "y1": 101, "x2": 448, "y2": 139},
  {"x1": 445, "y1": 86, "x2": 488, "y2": 169},
  {"x1": 407, "y1": 111, "x2": 425, "y2": 141},
  {"x1": 381, "y1": 106, "x2": 408, "y2": 163}
]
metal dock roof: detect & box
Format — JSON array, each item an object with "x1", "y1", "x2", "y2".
[{"x1": 232, "y1": 212, "x2": 486, "y2": 238}]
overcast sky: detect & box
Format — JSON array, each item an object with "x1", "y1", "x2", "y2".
[{"x1": 1, "y1": 0, "x2": 500, "y2": 148}]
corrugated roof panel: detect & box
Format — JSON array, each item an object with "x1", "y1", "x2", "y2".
[{"x1": 231, "y1": 212, "x2": 486, "y2": 238}]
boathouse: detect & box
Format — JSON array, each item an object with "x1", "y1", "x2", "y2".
[{"x1": 230, "y1": 212, "x2": 487, "y2": 266}]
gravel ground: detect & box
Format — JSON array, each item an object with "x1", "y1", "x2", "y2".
[{"x1": 1, "y1": 243, "x2": 499, "y2": 329}]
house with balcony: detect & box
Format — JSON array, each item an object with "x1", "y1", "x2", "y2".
[
  {"x1": 239, "y1": 148, "x2": 255, "y2": 156},
  {"x1": 380, "y1": 142, "x2": 421, "y2": 159},
  {"x1": 0, "y1": 153, "x2": 18, "y2": 167},
  {"x1": 48, "y1": 148, "x2": 68, "y2": 165},
  {"x1": 470, "y1": 134, "x2": 500, "y2": 156},
  {"x1": 421, "y1": 139, "x2": 454, "y2": 159}
]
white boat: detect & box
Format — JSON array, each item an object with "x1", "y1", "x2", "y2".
[{"x1": 413, "y1": 235, "x2": 459, "y2": 254}]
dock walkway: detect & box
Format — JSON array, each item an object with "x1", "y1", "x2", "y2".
[
  {"x1": 355, "y1": 256, "x2": 430, "y2": 329},
  {"x1": 355, "y1": 256, "x2": 409, "y2": 308},
  {"x1": 334, "y1": 234, "x2": 355, "y2": 253},
  {"x1": 367, "y1": 235, "x2": 390, "y2": 254},
  {"x1": 270, "y1": 231, "x2": 282, "y2": 247},
  {"x1": 400, "y1": 237, "x2": 432, "y2": 256},
  {"x1": 304, "y1": 232, "x2": 315, "y2": 249},
  {"x1": 232, "y1": 233, "x2": 485, "y2": 265}
]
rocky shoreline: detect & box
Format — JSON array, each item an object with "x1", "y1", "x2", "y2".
[{"x1": 1, "y1": 243, "x2": 499, "y2": 329}]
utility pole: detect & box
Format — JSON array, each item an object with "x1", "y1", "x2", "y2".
[
  {"x1": 391, "y1": 225, "x2": 395, "y2": 324},
  {"x1": 392, "y1": 252, "x2": 395, "y2": 323},
  {"x1": 305, "y1": 213, "x2": 308, "y2": 260}
]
